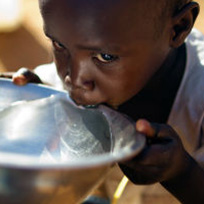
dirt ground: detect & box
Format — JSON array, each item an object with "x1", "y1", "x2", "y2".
[{"x1": 0, "y1": 0, "x2": 203, "y2": 72}]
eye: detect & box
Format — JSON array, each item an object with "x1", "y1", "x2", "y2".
[
  {"x1": 94, "y1": 53, "x2": 118, "y2": 63},
  {"x1": 52, "y1": 40, "x2": 65, "y2": 51}
]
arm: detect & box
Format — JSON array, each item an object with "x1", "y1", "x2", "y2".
[
  {"x1": 119, "y1": 119, "x2": 204, "y2": 204},
  {"x1": 164, "y1": 119, "x2": 204, "y2": 203},
  {"x1": 161, "y1": 152, "x2": 204, "y2": 204},
  {"x1": 0, "y1": 63, "x2": 62, "y2": 88},
  {"x1": 0, "y1": 68, "x2": 41, "y2": 85}
]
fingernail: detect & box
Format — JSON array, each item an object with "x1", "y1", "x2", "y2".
[
  {"x1": 136, "y1": 119, "x2": 148, "y2": 132},
  {"x1": 13, "y1": 76, "x2": 27, "y2": 86}
]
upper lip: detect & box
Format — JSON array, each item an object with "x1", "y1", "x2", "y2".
[
  {"x1": 69, "y1": 90, "x2": 100, "y2": 107},
  {"x1": 72, "y1": 97, "x2": 99, "y2": 107},
  {"x1": 64, "y1": 85, "x2": 103, "y2": 107}
]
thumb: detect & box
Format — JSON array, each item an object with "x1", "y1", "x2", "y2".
[{"x1": 136, "y1": 119, "x2": 158, "y2": 138}]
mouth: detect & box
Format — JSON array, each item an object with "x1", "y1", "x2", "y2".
[
  {"x1": 71, "y1": 97, "x2": 99, "y2": 108},
  {"x1": 82, "y1": 104, "x2": 99, "y2": 108},
  {"x1": 68, "y1": 90, "x2": 101, "y2": 108},
  {"x1": 65, "y1": 86, "x2": 107, "y2": 108}
]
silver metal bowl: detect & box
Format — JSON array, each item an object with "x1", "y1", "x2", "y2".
[{"x1": 0, "y1": 78, "x2": 145, "y2": 204}]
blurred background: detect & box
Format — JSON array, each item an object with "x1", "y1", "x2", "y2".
[
  {"x1": 0, "y1": 0, "x2": 52, "y2": 72},
  {"x1": 0, "y1": 0, "x2": 203, "y2": 73}
]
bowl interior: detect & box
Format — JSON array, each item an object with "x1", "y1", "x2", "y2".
[{"x1": 0, "y1": 78, "x2": 145, "y2": 168}]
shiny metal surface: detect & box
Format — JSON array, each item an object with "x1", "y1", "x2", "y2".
[{"x1": 0, "y1": 78, "x2": 146, "y2": 204}]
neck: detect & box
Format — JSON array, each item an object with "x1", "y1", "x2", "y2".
[{"x1": 118, "y1": 44, "x2": 186, "y2": 123}]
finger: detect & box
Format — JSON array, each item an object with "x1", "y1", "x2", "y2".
[
  {"x1": 124, "y1": 142, "x2": 171, "y2": 166},
  {"x1": 136, "y1": 119, "x2": 175, "y2": 147},
  {"x1": 12, "y1": 73, "x2": 28, "y2": 86},
  {"x1": 119, "y1": 162, "x2": 165, "y2": 185},
  {"x1": 12, "y1": 68, "x2": 42, "y2": 85},
  {"x1": 136, "y1": 119, "x2": 157, "y2": 138}
]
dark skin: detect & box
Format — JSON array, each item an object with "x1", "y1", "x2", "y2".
[
  {"x1": 7, "y1": 0, "x2": 204, "y2": 203},
  {"x1": 40, "y1": 0, "x2": 172, "y2": 108}
]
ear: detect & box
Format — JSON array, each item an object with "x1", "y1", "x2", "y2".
[{"x1": 170, "y1": 2, "x2": 200, "y2": 48}]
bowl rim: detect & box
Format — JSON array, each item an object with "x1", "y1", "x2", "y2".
[{"x1": 0, "y1": 78, "x2": 146, "y2": 170}]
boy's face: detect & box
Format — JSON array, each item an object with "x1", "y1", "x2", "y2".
[{"x1": 40, "y1": 0, "x2": 171, "y2": 107}]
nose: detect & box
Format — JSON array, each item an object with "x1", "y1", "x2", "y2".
[{"x1": 66, "y1": 59, "x2": 95, "y2": 91}]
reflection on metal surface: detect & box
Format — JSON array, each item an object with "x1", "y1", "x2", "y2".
[
  {"x1": 0, "y1": 78, "x2": 146, "y2": 204},
  {"x1": 0, "y1": 95, "x2": 111, "y2": 160}
]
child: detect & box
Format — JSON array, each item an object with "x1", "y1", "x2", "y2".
[{"x1": 8, "y1": 0, "x2": 204, "y2": 203}]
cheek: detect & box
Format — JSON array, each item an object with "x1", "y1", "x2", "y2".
[
  {"x1": 95, "y1": 72, "x2": 137, "y2": 104},
  {"x1": 100, "y1": 65, "x2": 153, "y2": 104},
  {"x1": 53, "y1": 52, "x2": 70, "y2": 80}
]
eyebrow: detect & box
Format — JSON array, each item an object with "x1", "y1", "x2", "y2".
[
  {"x1": 76, "y1": 44, "x2": 123, "y2": 54},
  {"x1": 45, "y1": 33, "x2": 60, "y2": 43},
  {"x1": 45, "y1": 32, "x2": 122, "y2": 53},
  {"x1": 45, "y1": 33, "x2": 67, "y2": 48},
  {"x1": 76, "y1": 45, "x2": 104, "y2": 52}
]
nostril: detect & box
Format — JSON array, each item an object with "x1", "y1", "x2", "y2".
[
  {"x1": 83, "y1": 80, "x2": 95, "y2": 90},
  {"x1": 64, "y1": 74, "x2": 95, "y2": 91}
]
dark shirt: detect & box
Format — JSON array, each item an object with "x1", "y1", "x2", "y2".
[{"x1": 118, "y1": 44, "x2": 186, "y2": 123}]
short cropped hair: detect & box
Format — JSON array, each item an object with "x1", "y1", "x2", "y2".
[
  {"x1": 152, "y1": 0, "x2": 190, "y2": 36},
  {"x1": 165, "y1": 0, "x2": 190, "y2": 16}
]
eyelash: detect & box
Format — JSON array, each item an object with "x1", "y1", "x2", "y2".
[
  {"x1": 93, "y1": 53, "x2": 119, "y2": 64},
  {"x1": 51, "y1": 39, "x2": 119, "y2": 64},
  {"x1": 52, "y1": 40, "x2": 65, "y2": 51}
]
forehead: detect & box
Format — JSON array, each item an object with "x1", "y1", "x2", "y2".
[
  {"x1": 39, "y1": 0, "x2": 163, "y2": 19},
  {"x1": 40, "y1": 0, "x2": 143, "y2": 12},
  {"x1": 39, "y1": 0, "x2": 164, "y2": 46}
]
